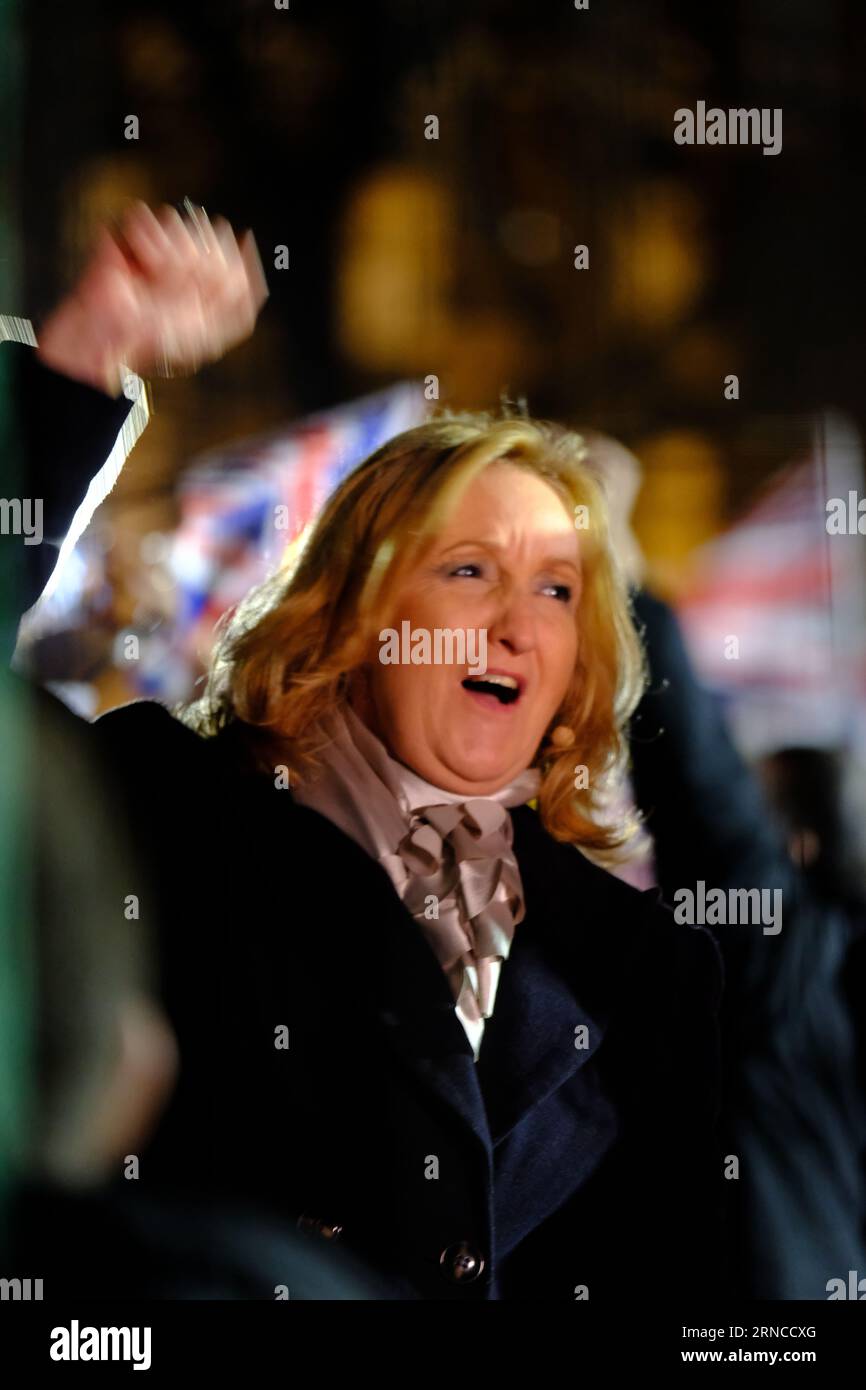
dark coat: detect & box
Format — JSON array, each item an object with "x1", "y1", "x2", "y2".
[
  {"x1": 630, "y1": 591, "x2": 866, "y2": 1298},
  {"x1": 87, "y1": 698, "x2": 725, "y2": 1301}
]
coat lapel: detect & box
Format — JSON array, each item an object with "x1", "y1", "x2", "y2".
[
  {"x1": 474, "y1": 806, "x2": 610, "y2": 1143},
  {"x1": 475, "y1": 806, "x2": 671, "y2": 1143},
  {"x1": 286, "y1": 796, "x2": 494, "y2": 1168}
]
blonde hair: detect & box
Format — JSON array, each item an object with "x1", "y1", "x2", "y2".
[{"x1": 179, "y1": 406, "x2": 647, "y2": 856}]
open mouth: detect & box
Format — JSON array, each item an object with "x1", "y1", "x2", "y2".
[{"x1": 461, "y1": 674, "x2": 523, "y2": 707}]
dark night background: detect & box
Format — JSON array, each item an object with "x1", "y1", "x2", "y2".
[
  {"x1": 14, "y1": 4, "x2": 866, "y2": 417},
  {"x1": 5, "y1": 0, "x2": 866, "y2": 645}
]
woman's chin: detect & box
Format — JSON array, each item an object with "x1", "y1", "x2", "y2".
[{"x1": 428, "y1": 739, "x2": 534, "y2": 793}]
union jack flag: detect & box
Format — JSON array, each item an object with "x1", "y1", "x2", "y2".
[
  {"x1": 143, "y1": 380, "x2": 430, "y2": 699},
  {"x1": 676, "y1": 412, "x2": 866, "y2": 757}
]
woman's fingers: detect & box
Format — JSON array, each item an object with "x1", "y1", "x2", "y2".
[
  {"x1": 119, "y1": 201, "x2": 266, "y2": 318},
  {"x1": 238, "y1": 229, "x2": 270, "y2": 313},
  {"x1": 45, "y1": 199, "x2": 268, "y2": 382},
  {"x1": 120, "y1": 200, "x2": 175, "y2": 277},
  {"x1": 155, "y1": 204, "x2": 201, "y2": 276},
  {"x1": 183, "y1": 202, "x2": 225, "y2": 263},
  {"x1": 87, "y1": 225, "x2": 134, "y2": 280},
  {"x1": 212, "y1": 215, "x2": 243, "y2": 276},
  {"x1": 203, "y1": 221, "x2": 268, "y2": 338}
]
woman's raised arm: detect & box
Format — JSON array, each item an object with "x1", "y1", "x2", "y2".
[
  {"x1": 35, "y1": 200, "x2": 268, "y2": 396},
  {"x1": 2, "y1": 202, "x2": 268, "y2": 631}
]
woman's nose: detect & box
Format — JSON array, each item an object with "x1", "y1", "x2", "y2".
[{"x1": 485, "y1": 592, "x2": 537, "y2": 655}]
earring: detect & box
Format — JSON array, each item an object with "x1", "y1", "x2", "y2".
[{"x1": 549, "y1": 725, "x2": 575, "y2": 749}]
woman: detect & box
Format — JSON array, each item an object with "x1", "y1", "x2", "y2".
[{"x1": 6, "y1": 202, "x2": 723, "y2": 1301}]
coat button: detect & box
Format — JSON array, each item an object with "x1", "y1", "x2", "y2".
[
  {"x1": 297, "y1": 1213, "x2": 344, "y2": 1241},
  {"x1": 439, "y1": 1241, "x2": 485, "y2": 1283}
]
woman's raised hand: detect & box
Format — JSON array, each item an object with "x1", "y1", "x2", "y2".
[{"x1": 36, "y1": 200, "x2": 269, "y2": 396}]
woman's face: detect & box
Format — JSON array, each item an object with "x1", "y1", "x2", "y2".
[{"x1": 354, "y1": 460, "x2": 581, "y2": 794}]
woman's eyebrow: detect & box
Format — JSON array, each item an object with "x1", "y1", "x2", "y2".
[{"x1": 437, "y1": 539, "x2": 580, "y2": 574}]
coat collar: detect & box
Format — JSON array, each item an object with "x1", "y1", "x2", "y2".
[{"x1": 475, "y1": 805, "x2": 662, "y2": 1143}]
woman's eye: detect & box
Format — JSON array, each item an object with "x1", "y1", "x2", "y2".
[{"x1": 444, "y1": 564, "x2": 572, "y2": 601}]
